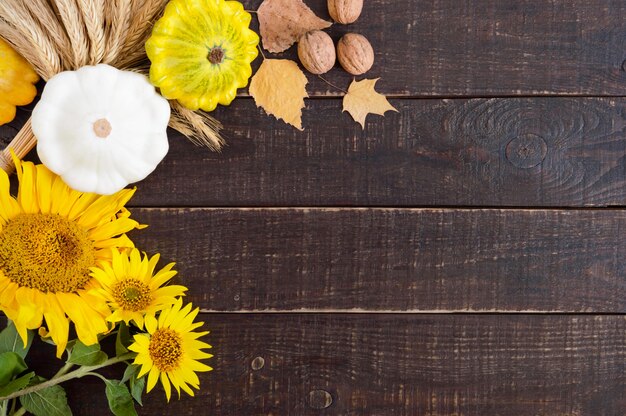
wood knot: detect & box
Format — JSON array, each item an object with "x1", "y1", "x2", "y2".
[
  {"x1": 308, "y1": 389, "x2": 333, "y2": 409},
  {"x1": 505, "y1": 134, "x2": 547, "y2": 169},
  {"x1": 251, "y1": 356, "x2": 265, "y2": 371}
]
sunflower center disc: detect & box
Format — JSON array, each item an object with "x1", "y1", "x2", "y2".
[
  {"x1": 149, "y1": 328, "x2": 183, "y2": 372},
  {"x1": 113, "y1": 279, "x2": 153, "y2": 311},
  {"x1": 93, "y1": 118, "x2": 112, "y2": 138},
  {"x1": 0, "y1": 213, "x2": 95, "y2": 293},
  {"x1": 208, "y1": 47, "x2": 225, "y2": 64}
]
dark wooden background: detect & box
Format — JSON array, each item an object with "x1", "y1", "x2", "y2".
[{"x1": 2, "y1": 0, "x2": 626, "y2": 414}]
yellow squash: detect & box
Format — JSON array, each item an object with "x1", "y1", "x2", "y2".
[
  {"x1": 0, "y1": 38, "x2": 39, "y2": 126},
  {"x1": 146, "y1": 0, "x2": 259, "y2": 112}
]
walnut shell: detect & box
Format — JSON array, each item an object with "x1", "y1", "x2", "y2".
[
  {"x1": 328, "y1": 0, "x2": 363, "y2": 24},
  {"x1": 337, "y1": 33, "x2": 374, "y2": 75},
  {"x1": 298, "y1": 30, "x2": 336, "y2": 75}
]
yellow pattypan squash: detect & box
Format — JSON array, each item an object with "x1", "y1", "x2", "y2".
[
  {"x1": 0, "y1": 38, "x2": 39, "y2": 126},
  {"x1": 146, "y1": 0, "x2": 259, "y2": 112}
]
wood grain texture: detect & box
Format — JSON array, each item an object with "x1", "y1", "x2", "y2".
[
  {"x1": 130, "y1": 208, "x2": 626, "y2": 312},
  {"x1": 241, "y1": 0, "x2": 626, "y2": 97},
  {"x1": 126, "y1": 97, "x2": 626, "y2": 207},
  {"x1": 26, "y1": 314, "x2": 622, "y2": 416}
]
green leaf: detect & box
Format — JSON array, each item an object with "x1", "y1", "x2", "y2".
[
  {"x1": 0, "y1": 352, "x2": 28, "y2": 385},
  {"x1": 20, "y1": 384, "x2": 72, "y2": 416},
  {"x1": 105, "y1": 380, "x2": 137, "y2": 416},
  {"x1": 68, "y1": 341, "x2": 108, "y2": 366},
  {"x1": 63, "y1": 340, "x2": 76, "y2": 352},
  {"x1": 116, "y1": 322, "x2": 132, "y2": 356},
  {"x1": 121, "y1": 365, "x2": 138, "y2": 384},
  {"x1": 0, "y1": 371, "x2": 34, "y2": 396},
  {"x1": 0, "y1": 322, "x2": 32, "y2": 358},
  {"x1": 121, "y1": 365, "x2": 144, "y2": 406},
  {"x1": 129, "y1": 376, "x2": 145, "y2": 406}
]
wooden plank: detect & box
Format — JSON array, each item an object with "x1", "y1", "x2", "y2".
[
  {"x1": 32, "y1": 314, "x2": 623, "y2": 415},
  {"x1": 241, "y1": 0, "x2": 626, "y2": 97},
  {"x1": 8, "y1": 95, "x2": 626, "y2": 206},
  {"x1": 1, "y1": 1, "x2": 626, "y2": 99},
  {"x1": 6, "y1": 87, "x2": 626, "y2": 209},
  {"x1": 129, "y1": 97, "x2": 626, "y2": 207},
  {"x1": 130, "y1": 208, "x2": 626, "y2": 312}
]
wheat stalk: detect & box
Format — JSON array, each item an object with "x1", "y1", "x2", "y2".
[
  {"x1": 0, "y1": 0, "x2": 223, "y2": 173},
  {"x1": 0, "y1": 120, "x2": 33, "y2": 173}
]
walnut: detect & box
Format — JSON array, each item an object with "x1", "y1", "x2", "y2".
[
  {"x1": 328, "y1": 0, "x2": 363, "y2": 24},
  {"x1": 337, "y1": 33, "x2": 374, "y2": 75},
  {"x1": 297, "y1": 30, "x2": 336, "y2": 75}
]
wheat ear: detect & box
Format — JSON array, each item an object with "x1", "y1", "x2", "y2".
[
  {"x1": 102, "y1": 0, "x2": 132, "y2": 64},
  {"x1": 170, "y1": 102, "x2": 224, "y2": 150},
  {"x1": 76, "y1": 0, "x2": 106, "y2": 64},
  {"x1": 116, "y1": 0, "x2": 169, "y2": 68},
  {"x1": 0, "y1": 19, "x2": 52, "y2": 80},
  {"x1": 22, "y1": 0, "x2": 74, "y2": 69},
  {"x1": 0, "y1": 1, "x2": 61, "y2": 78},
  {"x1": 53, "y1": 0, "x2": 90, "y2": 67}
]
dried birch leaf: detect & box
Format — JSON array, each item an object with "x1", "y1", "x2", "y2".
[
  {"x1": 343, "y1": 78, "x2": 398, "y2": 128},
  {"x1": 257, "y1": 0, "x2": 331, "y2": 53},
  {"x1": 249, "y1": 59, "x2": 308, "y2": 130}
]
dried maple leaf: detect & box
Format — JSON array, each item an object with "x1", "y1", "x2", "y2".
[
  {"x1": 343, "y1": 78, "x2": 398, "y2": 128},
  {"x1": 258, "y1": 0, "x2": 332, "y2": 53},
  {"x1": 249, "y1": 59, "x2": 309, "y2": 130}
]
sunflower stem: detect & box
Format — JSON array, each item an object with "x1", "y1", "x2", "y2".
[
  {"x1": 10, "y1": 407, "x2": 25, "y2": 416},
  {"x1": 53, "y1": 362, "x2": 74, "y2": 378},
  {"x1": 83, "y1": 372, "x2": 109, "y2": 383},
  {"x1": 0, "y1": 353, "x2": 136, "y2": 402}
]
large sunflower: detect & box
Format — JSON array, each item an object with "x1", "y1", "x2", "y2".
[
  {"x1": 91, "y1": 248, "x2": 187, "y2": 329},
  {"x1": 129, "y1": 299, "x2": 213, "y2": 401},
  {"x1": 146, "y1": 0, "x2": 259, "y2": 111},
  {"x1": 0, "y1": 156, "x2": 142, "y2": 357}
]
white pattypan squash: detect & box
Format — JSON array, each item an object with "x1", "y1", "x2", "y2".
[{"x1": 32, "y1": 64, "x2": 170, "y2": 195}]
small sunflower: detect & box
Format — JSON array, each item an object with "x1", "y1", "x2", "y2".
[
  {"x1": 0, "y1": 156, "x2": 142, "y2": 357},
  {"x1": 129, "y1": 299, "x2": 213, "y2": 401},
  {"x1": 91, "y1": 248, "x2": 187, "y2": 328},
  {"x1": 146, "y1": 0, "x2": 259, "y2": 111}
]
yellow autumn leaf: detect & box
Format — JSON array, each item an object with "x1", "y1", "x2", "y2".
[
  {"x1": 343, "y1": 78, "x2": 398, "y2": 128},
  {"x1": 249, "y1": 59, "x2": 309, "y2": 130}
]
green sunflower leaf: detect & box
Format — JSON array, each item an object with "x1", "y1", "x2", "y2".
[
  {"x1": 0, "y1": 352, "x2": 28, "y2": 385},
  {"x1": 68, "y1": 341, "x2": 108, "y2": 366},
  {"x1": 116, "y1": 322, "x2": 132, "y2": 356},
  {"x1": 0, "y1": 371, "x2": 35, "y2": 396},
  {"x1": 121, "y1": 365, "x2": 144, "y2": 406},
  {"x1": 0, "y1": 321, "x2": 33, "y2": 358},
  {"x1": 121, "y1": 365, "x2": 139, "y2": 384},
  {"x1": 129, "y1": 375, "x2": 145, "y2": 406},
  {"x1": 104, "y1": 379, "x2": 138, "y2": 416},
  {"x1": 20, "y1": 383, "x2": 72, "y2": 416}
]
